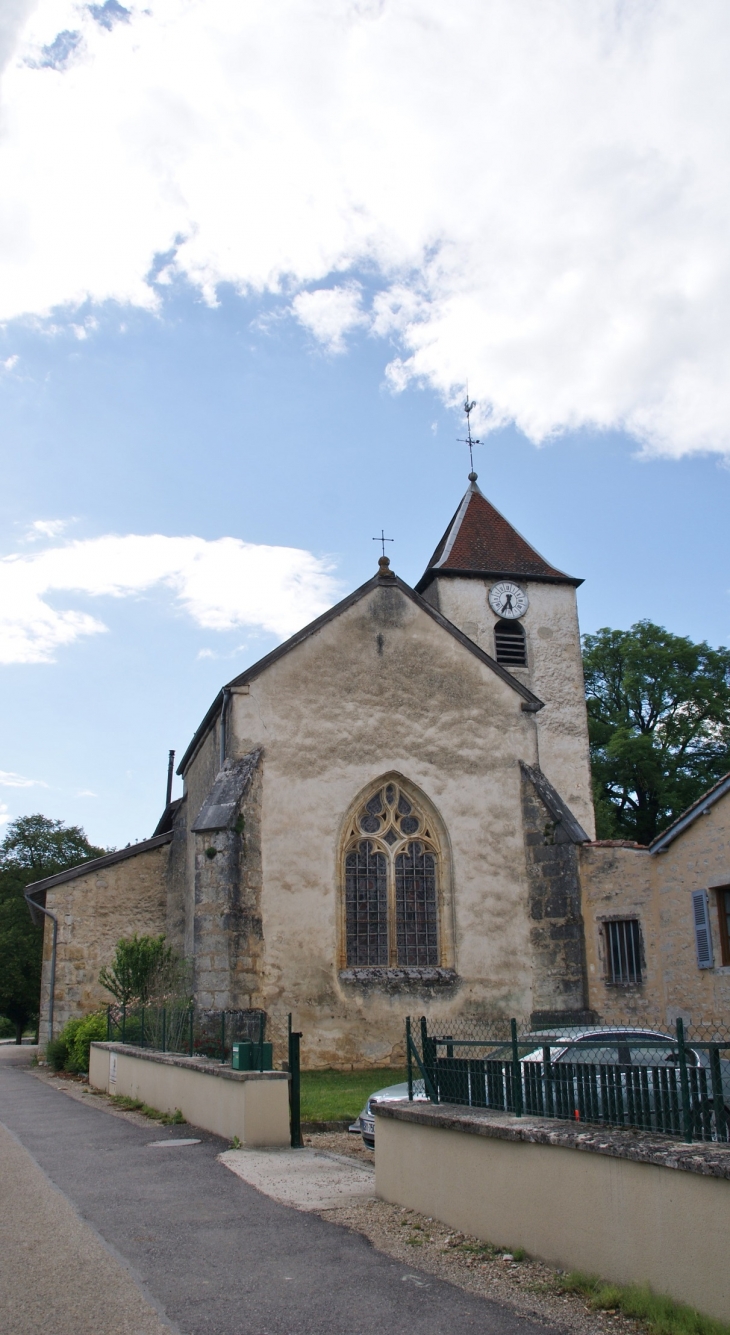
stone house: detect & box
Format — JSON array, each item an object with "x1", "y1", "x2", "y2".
[
  {"x1": 26, "y1": 473, "x2": 730, "y2": 1062},
  {"x1": 581, "y1": 774, "x2": 730, "y2": 1029}
]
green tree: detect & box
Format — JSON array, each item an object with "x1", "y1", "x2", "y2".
[
  {"x1": 99, "y1": 934, "x2": 175, "y2": 1006},
  {"x1": 583, "y1": 621, "x2": 730, "y2": 845},
  {"x1": 0, "y1": 815, "x2": 106, "y2": 1043}
]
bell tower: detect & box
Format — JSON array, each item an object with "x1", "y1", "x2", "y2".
[{"x1": 417, "y1": 474, "x2": 595, "y2": 838}]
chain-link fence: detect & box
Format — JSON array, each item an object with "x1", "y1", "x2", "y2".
[
  {"x1": 106, "y1": 1004, "x2": 267, "y2": 1064},
  {"x1": 405, "y1": 1014, "x2": 730, "y2": 1144}
]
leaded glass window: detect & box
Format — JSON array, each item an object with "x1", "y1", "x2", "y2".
[
  {"x1": 345, "y1": 841, "x2": 388, "y2": 965},
  {"x1": 395, "y1": 841, "x2": 438, "y2": 965},
  {"x1": 343, "y1": 781, "x2": 440, "y2": 967}
]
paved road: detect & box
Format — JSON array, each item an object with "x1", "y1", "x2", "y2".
[{"x1": 0, "y1": 1055, "x2": 560, "y2": 1335}]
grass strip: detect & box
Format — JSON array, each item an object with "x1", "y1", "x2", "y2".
[
  {"x1": 555, "y1": 1272, "x2": 730, "y2": 1335},
  {"x1": 299, "y1": 1068, "x2": 407, "y2": 1122},
  {"x1": 109, "y1": 1094, "x2": 185, "y2": 1125}
]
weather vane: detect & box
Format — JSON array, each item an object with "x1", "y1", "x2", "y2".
[
  {"x1": 457, "y1": 390, "x2": 480, "y2": 477},
  {"x1": 372, "y1": 529, "x2": 394, "y2": 558}
]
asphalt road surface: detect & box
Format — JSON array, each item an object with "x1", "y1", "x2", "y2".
[{"x1": 0, "y1": 1051, "x2": 562, "y2": 1335}]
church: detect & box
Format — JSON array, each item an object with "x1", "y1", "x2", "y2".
[{"x1": 28, "y1": 469, "x2": 730, "y2": 1061}]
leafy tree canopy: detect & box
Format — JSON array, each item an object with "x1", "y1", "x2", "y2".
[
  {"x1": 0, "y1": 815, "x2": 106, "y2": 1042},
  {"x1": 99, "y1": 933, "x2": 176, "y2": 1006},
  {"x1": 583, "y1": 621, "x2": 730, "y2": 845},
  {"x1": 1, "y1": 814, "x2": 106, "y2": 877}
]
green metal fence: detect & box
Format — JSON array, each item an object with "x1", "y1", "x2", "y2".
[
  {"x1": 106, "y1": 1003, "x2": 267, "y2": 1065},
  {"x1": 405, "y1": 1015, "x2": 730, "y2": 1144}
]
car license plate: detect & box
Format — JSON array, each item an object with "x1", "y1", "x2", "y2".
[{"x1": 361, "y1": 1116, "x2": 375, "y2": 1136}]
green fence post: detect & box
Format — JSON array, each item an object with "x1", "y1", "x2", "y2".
[
  {"x1": 288, "y1": 1013, "x2": 302, "y2": 1148},
  {"x1": 511, "y1": 1018, "x2": 523, "y2": 1117},
  {"x1": 258, "y1": 1011, "x2": 265, "y2": 1073},
  {"x1": 220, "y1": 1011, "x2": 226, "y2": 1064},
  {"x1": 420, "y1": 1015, "x2": 438, "y2": 1104},
  {"x1": 676, "y1": 1018, "x2": 692, "y2": 1143},
  {"x1": 140, "y1": 1006, "x2": 145, "y2": 1048},
  {"x1": 406, "y1": 1017, "x2": 414, "y2": 1100},
  {"x1": 543, "y1": 1044, "x2": 554, "y2": 1119},
  {"x1": 189, "y1": 1006, "x2": 194, "y2": 1058},
  {"x1": 162, "y1": 1007, "x2": 167, "y2": 1054},
  {"x1": 709, "y1": 1044, "x2": 727, "y2": 1142}
]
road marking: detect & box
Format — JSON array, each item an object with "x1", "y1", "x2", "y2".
[{"x1": 146, "y1": 1138, "x2": 201, "y2": 1146}]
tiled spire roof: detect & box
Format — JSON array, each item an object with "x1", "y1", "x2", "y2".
[{"x1": 416, "y1": 477, "x2": 581, "y2": 591}]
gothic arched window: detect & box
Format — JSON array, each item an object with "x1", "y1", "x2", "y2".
[
  {"x1": 343, "y1": 781, "x2": 441, "y2": 967},
  {"x1": 494, "y1": 618, "x2": 527, "y2": 666}
]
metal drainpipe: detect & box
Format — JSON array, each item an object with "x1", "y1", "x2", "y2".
[
  {"x1": 25, "y1": 894, "x2": 58, "y2": 1042},
  {"x1": 219, "y1": 688, "x2": 230, "y2": 768}
]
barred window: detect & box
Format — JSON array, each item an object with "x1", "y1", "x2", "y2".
[
  {"x1": 494, "y1": 619, "x2": 526, "y2": 666},
  {"x1": 344, "y1": 781, "x2": 440, "y2": 967},
  {"x1": 604, "y1": 919, "x2": 642, "y2": 985}
]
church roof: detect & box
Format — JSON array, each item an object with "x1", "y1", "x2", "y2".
[
  {"x1": 416, "y1": 477, "x2": 581, "y2": 593},
  {"x1": 24, "y1": 831, "x2": 173, "y2": 919},
  {"x1": 177, "y1": 564, "x2": 544, "y2": 776}
]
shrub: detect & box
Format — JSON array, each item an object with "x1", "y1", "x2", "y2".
[
  {"x1": 66, "y1": 1012, "x2": 107, "y2": 1072},
  {"x1": 46, "y1": 1012, "x2": 106, "y2": 1073},
  {"x1": 0, "y1": 1016, "x2": 15, "y2": 1039},
  {"x1": 46, "y1": 1017, "x2": 82, "y2": 1070}
]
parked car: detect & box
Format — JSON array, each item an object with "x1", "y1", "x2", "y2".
[
  {"x1": 351, "y1": 1079, "x2": 426, "y2": 1149},
  {"x1": 509, "y1": 1026, "x2": 729, "y2": 1134}
]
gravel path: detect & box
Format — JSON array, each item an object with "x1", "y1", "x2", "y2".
[{"x1": 305, "y1": 1133, "x2": 642, "y2": 1335}]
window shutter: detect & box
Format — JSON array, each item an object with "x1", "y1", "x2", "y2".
[{"x1": 691, "y1": 890, "x2": 714, "y2": 969}]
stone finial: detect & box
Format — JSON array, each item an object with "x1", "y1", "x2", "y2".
[{"x1": 377, "y1": 555, "x2": 395, "y2": 580}]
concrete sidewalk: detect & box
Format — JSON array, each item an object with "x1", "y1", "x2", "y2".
[{"x1": 0, "y1": 1054, "x2": 562, "y2": 1335}]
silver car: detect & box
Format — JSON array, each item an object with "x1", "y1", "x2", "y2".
[{"x1": 351, "y1": 1079, "x2": 426, "y2": 1149}]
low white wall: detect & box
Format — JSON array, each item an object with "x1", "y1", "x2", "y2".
[
  {"x1": 89, "y1": 1043, "x2": 290, "y2": 1147},
  {"x1": 375, "y1": 1110, "x2": 730, "y2": 1323}
]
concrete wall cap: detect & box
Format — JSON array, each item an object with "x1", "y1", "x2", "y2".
[{"x1": 374, "y1": 1099, "x2": 730, "y2": 1179}]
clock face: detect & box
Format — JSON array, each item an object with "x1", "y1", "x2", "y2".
[{"x1": 488, "y1": 581, "x2": 528, "y2": 620}]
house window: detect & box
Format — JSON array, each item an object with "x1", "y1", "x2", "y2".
[
  {"x1": 716, "y1": 888, "x2": 730, "y2": 966},
  {"x1": 604, "y1": 919, "x2": 642, "y2": 984},
  {"x1": 494, "y1": 619, "x2": 527, "y2": 666},
  {"x1": 344, "y1": 782, "x2": 440, "y2": 967}
]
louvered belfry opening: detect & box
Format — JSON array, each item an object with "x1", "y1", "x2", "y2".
[
  {"x1": 344, "y1": 781, "x2": 440, "y2": 967},
  {"x1": 494, "y1": 618, "x2": 527, "y2": 666}
]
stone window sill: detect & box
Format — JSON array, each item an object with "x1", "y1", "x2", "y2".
[{"x1": 339, "y1": 967, "x2": 458, "y2": 989}]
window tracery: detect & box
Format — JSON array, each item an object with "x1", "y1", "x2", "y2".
[{"x1": 343, "y1": 781, "x2": 440, "y2": 967}]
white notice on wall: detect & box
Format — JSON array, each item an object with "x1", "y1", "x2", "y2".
[{"x1": 109, "y1": 1052, "x2": 117, "y2": 1086}]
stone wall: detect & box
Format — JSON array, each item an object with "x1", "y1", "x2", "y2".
[
  {"x1": 421, "y1": 575, "x2": 595, "y2": 839},
  {"x1": 178, "y1": 575, "x2": 588, "y2": 1069},
  {"x1": 192, "y1": 759, "x2": 264, "y2": 1010},
  {"x1": 581, "y1": 789, "x2": 730, "y2": 1027},
  {"x1": 520, "y1": 769, "x2": 588, "y2": 1021},
  {"x1": 37, "y1": 842, "x2": 169, "y2": 1047}
]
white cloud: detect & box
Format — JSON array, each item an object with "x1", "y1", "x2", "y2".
[
  {"x1": 0, "y1": 533, "x2": 341, "y2": 665},
  {"x1": 0, "y1": 802, "x2": 9, "y2": 826},
  {"x1": 0, "y1": 770, "x2": 46, "y2": 787},
  {"x1": 26, "y1": 518, "x2": 70, "y2": 540},
  {"x1": 1, "y1": 3, "x2": 730, "y2": 455},
  {"x1": 2, "y1": 354, "x2": 19, "y2": 371},
  {"x1": 292, "y1": 284, "x2": 367, "y2": 354}
]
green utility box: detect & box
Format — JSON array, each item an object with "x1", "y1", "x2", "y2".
[{"x1": 231, "y1": 1041, "x2": 273, "y2": 1071}]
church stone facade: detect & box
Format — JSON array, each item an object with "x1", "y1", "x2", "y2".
[{"x1": 30, "y1": 475, "x2": 725, "y2": 1063}]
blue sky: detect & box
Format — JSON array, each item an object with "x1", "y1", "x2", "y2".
[{"x1": 1, "y1": 2, "x2": 729, "y2": 848}]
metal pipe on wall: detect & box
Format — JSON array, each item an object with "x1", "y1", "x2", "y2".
[
  {"x1": 25, "y1": 894, "x2": 58, "y2": 1042},
  {"x1": 219, "y1": 689, "x2": 230, "y2": 768},
  {"x1": 166, "y1": 749, "x2": 175, "y2": 807}
]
